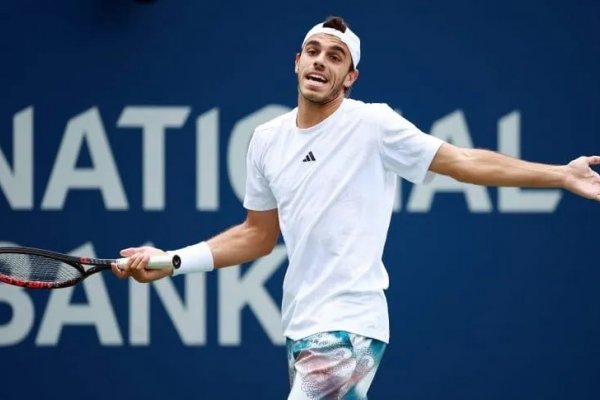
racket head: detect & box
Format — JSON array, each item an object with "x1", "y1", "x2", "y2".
[{"x1": 0, "y1": 247, "x2": 94, "y2": 289}]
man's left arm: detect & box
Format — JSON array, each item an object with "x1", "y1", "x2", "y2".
[{"x1": 429, "y1": 143, "x2": 600, "y2": 201}]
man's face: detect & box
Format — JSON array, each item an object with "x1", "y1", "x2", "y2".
[{"x1": 295, "y1": 34, "x2": 359, "y2": 104}]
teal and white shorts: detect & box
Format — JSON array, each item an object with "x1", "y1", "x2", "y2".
[{"x1": 286, "y1": 331, "x2": 387, "y2": 399}]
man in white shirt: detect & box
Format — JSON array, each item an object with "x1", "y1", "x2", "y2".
[{"x1": 113, "y1": 16, "x2": 600, "y2": 400}]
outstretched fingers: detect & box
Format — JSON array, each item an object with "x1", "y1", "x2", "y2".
[
  {"x1": 586, "y1": 155, "x2": 600, "y2": 166},
  {"x1": 589, "y1": 157, "x2": 600, "y2": 202}
]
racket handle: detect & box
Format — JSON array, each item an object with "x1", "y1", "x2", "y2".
[{"x1": 116, "y1": 255, "x2": 181, "y2": 270}]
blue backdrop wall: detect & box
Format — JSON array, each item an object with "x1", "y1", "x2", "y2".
[{"x1": 1, "y1": 1, "x2": 599, "y2": 399}]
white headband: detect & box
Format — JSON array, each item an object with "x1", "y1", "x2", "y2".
[{"x1": 301, "y1": 23, "x2": 361, "y2": 68}]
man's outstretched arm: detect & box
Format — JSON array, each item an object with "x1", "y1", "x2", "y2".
[
  {"x1": 429, "y1": 143, "x2": 600, "y2": 201},
  {"x1": 112, "y1": 208, "x2": 280, "y2": 283}
]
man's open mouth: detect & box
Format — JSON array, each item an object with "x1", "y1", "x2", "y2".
[{"x1": 306, "y1": 73, "x2": 328, "y2": 83}]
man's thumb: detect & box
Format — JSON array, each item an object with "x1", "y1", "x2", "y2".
[{"x1": 119, "y1": 247, "x2": 139, "y2": 257}]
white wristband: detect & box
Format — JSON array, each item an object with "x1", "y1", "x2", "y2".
[{"x1": 168, "y1": 241, "x2": 214, "y2": 276}]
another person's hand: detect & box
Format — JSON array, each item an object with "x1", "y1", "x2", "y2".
[{"x1": 111, "y1": 246, "x2": 174, "y2": 283}]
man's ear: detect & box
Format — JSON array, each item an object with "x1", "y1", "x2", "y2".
[
  {"x1": 294, "y1": 53, "x2": 300, "y2": 73},
  {"x1": 344, "y1": 69, "x2": 360, "y2": 89}
]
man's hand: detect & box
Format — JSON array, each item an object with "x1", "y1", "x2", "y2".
[
  {"x1": 564, "y1": 156, "x2": 600, "y2": 201},
  {"x1": 111, "y1": 246, "x2": 174, "y2": 283}
]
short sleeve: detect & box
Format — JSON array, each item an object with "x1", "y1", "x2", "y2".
[
  {"x1": 243, "y1": 132, "x2": 278, "y2": 211},
  {"x1": 376, "y1": 104, "x2": 444, "y2": 184}
]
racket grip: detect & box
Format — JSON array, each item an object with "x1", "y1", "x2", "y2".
[
  {"x1": 116, "y1": 255, "x2": 181, "y2": 270},
  {"x1": 148, "y1": 254, "x2": 181, "y2": 270}
]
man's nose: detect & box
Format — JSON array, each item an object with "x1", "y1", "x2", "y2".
[{"x1": 313, "y1": 57, "x2": 325, "y2": 70}]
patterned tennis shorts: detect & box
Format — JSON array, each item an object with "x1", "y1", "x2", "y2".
[{"x1": 286, "y1": 331, "x2": 387, "y2": 400}]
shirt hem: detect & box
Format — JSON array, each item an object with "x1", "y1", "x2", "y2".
[{"x1": 284, "y1": 325, "x2": 389, "y2": 344}]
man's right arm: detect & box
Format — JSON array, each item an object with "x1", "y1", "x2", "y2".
[
  {"x1": 207, "y1": 208, "x2": 280, "y2": 268},
  {"x1": 112, "y1": 209, "x2": 280, "y2": 283}
]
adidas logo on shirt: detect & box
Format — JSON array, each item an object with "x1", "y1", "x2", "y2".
[{"x1": 302, "y1": 151, "x2": 316, "y2": 162}]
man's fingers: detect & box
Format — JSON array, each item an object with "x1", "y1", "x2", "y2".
[
  {"x1": 128, "y1": 253, "x2": 142, "y2": 271},
  {"x1": 129, "y1": 266, "x2": 158, "y2": 283},
  {"x1": 129, "y1": 253, "x2": 150, "y2": 272},
  {"x1": 111, "y1": 263, "x2": 129, "y2": 279},
  {"x1": 120, "y1": 247, "x2": 140, "y2": 257},
  {"x1": 113, "y1": 246, "x2": 168, "y2": 282},
  {"x1": 586, "y1": 155, "x2": 600, "y2": 166}
]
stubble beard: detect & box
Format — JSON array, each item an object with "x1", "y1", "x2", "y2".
[{"x1": 298, "y1": 78, "x2": 346, "y2": 106}]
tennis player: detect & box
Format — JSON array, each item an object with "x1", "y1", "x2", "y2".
[{"x1": 113, "y1": 16, "x2": 600, "y2": 399}]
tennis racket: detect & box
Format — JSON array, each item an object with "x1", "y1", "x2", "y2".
[{"x1": 0, "y1": 246, "x2": 180, "y2": 289}]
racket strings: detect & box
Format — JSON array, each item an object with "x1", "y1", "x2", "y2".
[{"x1": 0, "y1": 253, "x2": 82, "y2": 283}]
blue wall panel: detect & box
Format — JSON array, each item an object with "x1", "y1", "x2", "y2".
[{"x1": 1, "y1": 1, "x2": 599, "y2": 399}]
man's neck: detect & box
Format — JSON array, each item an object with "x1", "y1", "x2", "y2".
[{"x1": 296, "y1": 94, "x2": 344, "y2": 129}]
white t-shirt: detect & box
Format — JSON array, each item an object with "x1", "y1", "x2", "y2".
[{"x1": 243, "y1": 98, "x2": 443, "y2": 343}]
